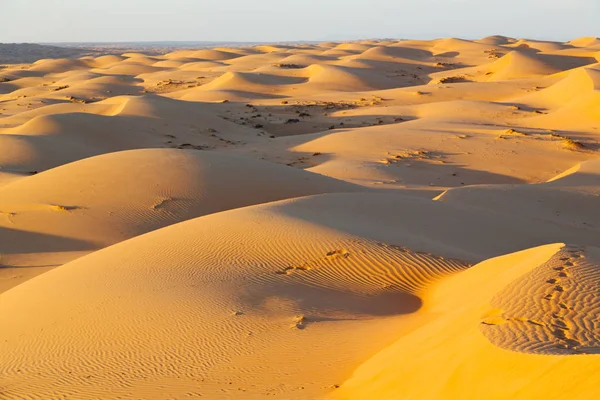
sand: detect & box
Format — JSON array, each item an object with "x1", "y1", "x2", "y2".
[{"x1": 0, "y1": 36, "x2": 599, "y2": 400}]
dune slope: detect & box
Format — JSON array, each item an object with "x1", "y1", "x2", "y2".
[
  {"x1": 334, "y1": 244, "x2": 600, "y2": 400},
  {"x1": 2, "y1": 188, "x2": 600, "y2": 399},
  {"x1": 0, "y1": 149, "x2": 361, "y2": 293}
]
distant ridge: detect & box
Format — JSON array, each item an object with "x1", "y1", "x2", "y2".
[{"x1": 0, "y1": 43, "x2": 100, "y2": 64}]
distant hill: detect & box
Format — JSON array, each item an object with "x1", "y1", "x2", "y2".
[
  {"x1": 0, "y1": 43, "x2": 101, "y2": 64},
  {"x1": 0, "y1": 41, "x2": 324, "y2": 64}
]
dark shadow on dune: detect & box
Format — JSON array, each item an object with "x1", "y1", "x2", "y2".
[
  {"x1": 434, "y1": 51, "x2": 460, "y2": 58},
  {"x1": 191, "y1": 89, "x2": 288, "y2": 100},
  {"x1": 374, "y1": 156, "x2": 528, "y2": 186},
  {"x1": 0, "y1": 69, "x2": 47, "y2": 79},
  {"x1": 0, "y1": 82, "x2": 19, "y2": 95},
  {"x1": 346, "y1": 59, "x2": 441, "y2": 75},
  {"x1": 0, "y1": 226, "x2": 95, "y2": 255},
  {"x1": 496, "y1": 102, "x2": 548, "y2": 113},
  {"x1": 1, "y1": 264, "x2": 63, "y2": 269},
  {"x1": 243, "y1": 276, "x2": 423, "y2": 318},
  {"x1": 263, "y1": 191, "x2": 600, "y2": 264},
  {"x1": 518, "y1": 49, "x2": 598, "y2": 70},
  {"x1": 546, "y1": 172, "x2": 600, "y2": 188},
  {"x1": 382, "y1": 46, "x2": 434, "y2": 60}
]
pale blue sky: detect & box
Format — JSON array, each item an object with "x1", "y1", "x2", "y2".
[{"x1": 1, "y1": 0, "x2": 598, "y2": 43}]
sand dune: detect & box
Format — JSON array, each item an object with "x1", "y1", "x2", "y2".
[
  {"x1": 520, "y1": 67, "x2": 600, "y2": 127},
  {"x1": 254, "y1": 45, "x2": 294, "y2": 53},
  {"x1": 1, "y1": 36, "x2": 599, "y2": 399},
  {"x1": 334, "y1": 43, "x2": 377, "y2": 52},
  {"x1": 509, "y1": 38, "x2": 572, "y2": 53},
  {"x1": 429, "y1": 48, "x2": 596, "y2": 85},
  {"x1": 224, "y1": 53, "x2": 291, "y2": 71},
  {"x1": 180, "y1": 60, "x2": 228, "y2": 70},
  {"x1": 248, "y1": 111, "x2": 597, "y2": 187},
  {"x1": 569, "y1": 37, "x2": 600, "y2": 47},
  {"x1": 196, "y1": 71, "x2": 306, "y2": 92},
  {"x1": 435, "y1": 159, "x2": 600, "y2": 230},
  {"x1": 1, "y1": 189, "x2": 599, "y2": 399},
  {"x1": 0, "y1": 149, "x2": 361, "y2": 293},
  {"x1": 487, "y1": 51, "x2": 563, "y2": 80},
  {"x1": 305, "y1": 64, "x2": 403, "y2": 91},
  {"x1": 186, "y1": 49, "x2": 245, "y2": 60},
  {"x1": 86, "y1": 54, "x2": 127, "y2": 67},
  {"x1": 476, "y1": 35, "x2": 516, "y2": 45},
  {"x1": 92, "y1": 62, "x2": 167, "y2": 76},
  {"x1": 275, "y1": 53, "x2": 336, "y2": 65},
  {"x1": 335, "y1": 244, "x2": 600, "y2": 400},
  {"x1": 0, "y1": 192, "x2": 472, "y2": 399},
  {"x1": 428, "y1": 50, "x2": 559, "y2": 83},
  {"x1": 0, "y1": 94, "x2": 261, "y2": 173},
  {"x1": 517, "y1": 65, "x2": 600, "y2": 108},
  {"x1": 351, "y1": 45, "x2": 432, "y2": 62}
]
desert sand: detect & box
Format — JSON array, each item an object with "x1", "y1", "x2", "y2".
[{"x1": 0, "y1": 36, "x2": 599, "y2": 399}]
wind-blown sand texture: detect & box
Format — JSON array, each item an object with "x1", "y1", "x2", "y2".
[{"x1": 1, "y1": 36, "x2": 599, "y2": 399}]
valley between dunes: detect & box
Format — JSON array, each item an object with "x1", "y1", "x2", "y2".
[{"x1": 1, "y1": 36, "x2": 600, "y2": 399}]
